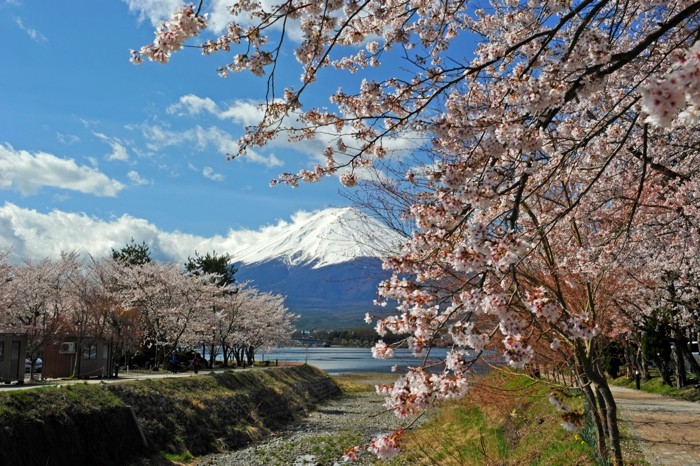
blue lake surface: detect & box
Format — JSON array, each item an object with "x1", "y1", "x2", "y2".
[{"x1": 259, "y1": 346, "x2": 492, "y2": 375}]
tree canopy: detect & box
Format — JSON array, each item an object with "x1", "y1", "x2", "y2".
[
  {"x1": 184, "y1": 250, "x2": 237, "y2": 289},
  {"x1": 111, "y1": 238, "x2": 152, "y2": 266},
  {"x1": 132, "y1": 2, "x2": 700, "y2": 463}
]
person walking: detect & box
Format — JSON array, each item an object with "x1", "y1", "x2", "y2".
[
  {"x1": 192, "y1": 352, "x2": 203, "y2": 374},
  {"x1": 170, "y1": 352, "x2": 179, "y2": 373}
]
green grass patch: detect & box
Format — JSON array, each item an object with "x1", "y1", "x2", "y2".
[
  {"x1": 383, "y1": 370, "x2": 591, "y2": 466},
  {"x1": 252, "y1": 431, "x2": 365, "y2": 465},
  {"x1": 331, "y1": 372, "x2": 399, "y2": 394},
  {"x1": 611, "y1": 374, "x2": 700, "y2": 402}
]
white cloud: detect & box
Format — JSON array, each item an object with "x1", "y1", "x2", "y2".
[
  {"x1": 108, "y1": 143, "x2": 129, "y2": 162},
  {"x1": 168, "y1": 94, "x2": 263, "y2": 126},
  {"x1": 122, "y1": 0, "x2": 183, "y2": 27},
  {"x1": 127, "y1": 170, "x2": 151, "y2": 186},
  {"x1": 0, "y1": 203, "x2": 162, "y2": 262},
  {"x1": 218, "y1": 101, "x2": 264, "y2": 126},
  {"x1": 206, "y1": 0, "x2": 303, "y2": 39},
  {"x1": 93, "y1": 132, "x2": 130, "y2": 162},
  {"x1": 202, "y1": 166, "x2": 224, "y2": 181},
  {"x1": 0, "y1": 203, "x2": 318, "y2": 264},
  {"x1": 0, "y1": 143, "x2": 124, "y2": 197},
  {"x1": 139, "y1": 124, "x2": 187, "y2": 152},
  {"x1": 125, "y1": 0, "x2": 295, "y2": 37},
  {"x1": 14, "y1": 17, "x2": 47, "y2": 43},
  {"x1": 242, "y1": 148, "x2": 284, "y2": 167},
  {"x1": 206, "y1": 0, "x2": 237, "y2": 34},
  {"x1": 56, "y1": 132, "x2": 80, "y2": 145},
  {"x1": 162, "y1": 93, "x2": 426, "y2": 187},
  {"x1": 167, "y1": 95, "x2": 219, "y2": 116},
  {"x1": 138, "y1": 123, "x2": 283, "y2": 168}
]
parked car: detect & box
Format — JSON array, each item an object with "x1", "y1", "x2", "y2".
[
  {"x1": 25, "y1": 358, "x2": 42, "y2": 373},
  {"x1": 691, "y1": 341, "x2": 700, "y2": 365}
]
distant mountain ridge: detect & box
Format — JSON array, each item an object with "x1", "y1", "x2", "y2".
[{"x1": 233, "y1": 207, "x2": 405, "y2": 329}]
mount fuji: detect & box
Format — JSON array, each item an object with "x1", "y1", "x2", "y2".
[{"x1": 233, "y1": 207, "x2": 406, "y2": 330}]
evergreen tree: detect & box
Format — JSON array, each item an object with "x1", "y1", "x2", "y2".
[
  {"x1": 185, "y1": 251, "x2": 237, "y2": 289},
  {"x1": 111, "y1": 238, "x2": 152, "y2": 266}
]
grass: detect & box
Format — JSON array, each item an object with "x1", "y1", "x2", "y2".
[
  {"x1": 309, "y1": 371, "x2": 593, "y2": 465},
  {"x1": 161, "y1": 451, "x2": 194, "y2": 463},
  {"x1": 381, "y1": 369, "x2": 592, "y2": 466},
  {"x1": 251, "y1": 431, "x2": 365, "y2": 465},
  {"x1": 610, "y1": 373, "x2": 700, "y2": 402},
  {"x1": 0, "y1": 365, "x2": 341, "y2": 465},
  {"x1": 331, "y1": 372, "x2": 399, "y2": 393}
]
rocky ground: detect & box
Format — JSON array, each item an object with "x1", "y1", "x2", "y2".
[{"x1": 195, "y1": 375, "x2": 424, "y2": 466}]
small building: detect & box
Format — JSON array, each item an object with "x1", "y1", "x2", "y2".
[
  {"x1": 43, "y1": 337, "x2": 113, "y2": 379},
  {"x1": 0, "y1": 333, "x2": 27, "y2": 384}
]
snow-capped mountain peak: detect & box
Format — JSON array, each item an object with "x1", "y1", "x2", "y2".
[{"x1": 235, "y1": 207, "x2": 404, "y2": 268}]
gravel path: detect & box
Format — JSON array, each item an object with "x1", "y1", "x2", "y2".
[
  {"x1": 196, "y1": 385, "x2": 424, "y2": 466},
  {"x1": 610, "y1": 386, "x2": 700, "y2": 466}
]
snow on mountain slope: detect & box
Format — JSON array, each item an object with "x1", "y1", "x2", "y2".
[{"x1": 234, "y1": 207, "x2": 405, "y2": 268}]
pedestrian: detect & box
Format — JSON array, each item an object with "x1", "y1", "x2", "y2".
[
  {"x1": 193, "y1": 352, "x2": 203, "y2": 374},
  {"x1": 170, "y1": 351, "x2": 178, "y2": 373}
]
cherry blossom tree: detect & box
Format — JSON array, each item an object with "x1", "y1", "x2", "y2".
[
  {"x1": 133, "y1": 2, "x2": 700, "y2": 463},
  {"x1": 185, "y1": 250, "x2": 238, "y2": 364},
  {"x1": 229, "y1": 288, "x2": 296, "y2": 365},
  {"x1": 81, "y1": 256, "x2": 145, "y2": 377},
  {"x1": 108, "y1": 259, "x2": 223, "y2": 368},
  {"x1": 0, "y1": 251, "x2": 14, "y2": 315},
  {"x1": 209, "y1": 283, "x2": 255, "y2": 366},
  {"x1": 57, "y1": 254, "x2": 117, "y2": 378},
  {"x1": 246, "y1": 290, "x2": 296, "y2": 363},
  {"x1": 612, "y1": 187, "x2": 700, "y2": 385},
  {"x1": 3, "y1": 252, "x2": 81, "y2": 380}
]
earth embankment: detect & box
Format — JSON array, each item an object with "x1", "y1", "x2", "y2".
[{"x1": 0, "y1": 365, "x2": 340, "y2": 465}]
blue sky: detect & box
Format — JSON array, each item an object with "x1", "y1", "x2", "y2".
[{"x1": 0, "y1": 0, "x2": 366, "y2": 263}]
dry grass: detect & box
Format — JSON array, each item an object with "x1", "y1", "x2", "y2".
[{"x1": 387, "y1": 370, "x2": 592, "y2": 466}]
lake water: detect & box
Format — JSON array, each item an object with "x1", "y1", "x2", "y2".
[{"x1": 259, "y1": 346, "x2": 493, "y2": 375}]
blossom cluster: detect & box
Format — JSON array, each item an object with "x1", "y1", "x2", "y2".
[
  {"x1": 376, "y1": 367, "x2": 468, "y2": 419},
  {"x1": 642, "y1": 42, "x2": 700, "y2": 127},
  {"x1": 343, "y1": 428, "x2": 405, "y2": 461},
  {"x1": 130, "y1": 3, "x2": 206, "y2": 64},
  {"x1": 548, "y1": 393, "x2": 585, "y2": 432},
  {"x1": 525, "y1": 287, "x2": 560, "y2": 324}
]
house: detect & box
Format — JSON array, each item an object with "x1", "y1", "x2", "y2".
[
  {"x1": 0, "y1": 333, "x2": 27, "y2": 384},
  {"x1": 42, "y1": 337, "x2": 114, "y2": 379}
]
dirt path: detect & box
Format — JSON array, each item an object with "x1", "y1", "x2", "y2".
[{"x1": 610, "y1": 386, "x2": 700, "y2": 465}]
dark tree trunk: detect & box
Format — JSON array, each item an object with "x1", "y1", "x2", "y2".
[
  {"x1": 580, "y1": 379, "x2": 607, "y2": 460},
  {"x1": 222, "y1": 344, "x2": 230, "y2": 366},
  {"x1": 594, "y1": 386, "x2": 609, "y2": 437},
  {"x1": 577, "y1": 344, "x2": 623, "y2": 465},
  {"x1": 209, "y1": 342, "x2": 216, "y2": 368},
  {"x1": 672, "y1": 328, "x2": 688, "y2": 388},
  {"x1": 232, "y1": 346, "x2": 243, "y2": 366}
]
